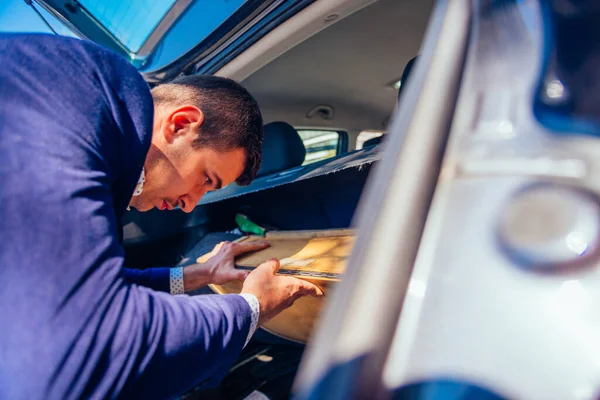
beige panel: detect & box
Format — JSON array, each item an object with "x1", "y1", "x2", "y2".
[{"x1": 197, "y1": 229, "x2": 355, "y2": 343}]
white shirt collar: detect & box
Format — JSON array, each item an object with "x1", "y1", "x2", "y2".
[
  {"x1": 133, "y1": 168, "x2": 145, "y2": 197},
  {"x1": 127, "y1": 168, "x2": 145, "y2": 211}
]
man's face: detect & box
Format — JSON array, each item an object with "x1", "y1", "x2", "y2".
[{"x1": 131, "y1": 105, "x2": 246, "y2": 213}]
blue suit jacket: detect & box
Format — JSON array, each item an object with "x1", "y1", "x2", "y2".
[{"x1": 0, "y1": 34, "x2": 251, "y2": 399}]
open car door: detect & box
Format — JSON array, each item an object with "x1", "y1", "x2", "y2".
[
  {"x1": 35, "y1": 0, "x2": 316, "y2": 82},
  {"x1": 295, "y1": 0, "x2": 600, "y2": 398}
]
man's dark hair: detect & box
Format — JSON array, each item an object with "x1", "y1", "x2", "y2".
[{"x1": 151, "y1": 75, "x2": 263, "y2": 186}]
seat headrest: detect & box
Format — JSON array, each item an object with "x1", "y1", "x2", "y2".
[
  {"x1": 257, "y1": 121, "x2": 306, "y2": 177},
  {"x1": 399, "y1": 56, "x2": 418, "y2": 101},
  {"x1": 363, "y1": 136, "x2": 383, "y2": 147}
]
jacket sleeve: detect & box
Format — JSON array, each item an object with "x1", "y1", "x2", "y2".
[
  {"x1": 121, "y1": 267, "x2": 171, "y2": 293},
  {"x1": 46, "y1": 232, "x2": 253, "y2": 400},
  {"x1": 117, "y1": 289, "x2": 252, "y2": 398}
]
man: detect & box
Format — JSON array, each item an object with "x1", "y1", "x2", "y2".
[{"x1": 0, "y1": 33, "x2": 322, "y2": 399}]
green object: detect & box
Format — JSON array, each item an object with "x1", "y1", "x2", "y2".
[{"x1": 235, "y1": 214, "x2": 266, "y2": 236}]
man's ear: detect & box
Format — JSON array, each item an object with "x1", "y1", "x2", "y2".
[{"x1": 164, "y1": 106, "x2": 204, "y2": 143}]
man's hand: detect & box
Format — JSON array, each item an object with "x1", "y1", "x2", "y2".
[
  {"x1": 182, "y1": 241, "x2": 270, "y2": 292},
  {"x1": 241, "y1": 259, "x2": 324, "y2": 324},
  {"x1": 205, "y1": 241, "x2": 271, "y2": 284}
]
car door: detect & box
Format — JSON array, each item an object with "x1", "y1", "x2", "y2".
[
  {"x1": 295, "y1": 0, "x2": 600, "y2": 399},
  {"x1": 35, "y1": 0, "x2": 317, "y2": 81}
]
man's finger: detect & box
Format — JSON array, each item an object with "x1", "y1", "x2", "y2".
[
  {"x1": 236, "y1": 270, "x2": 249, "y2": 281},
  {"x1": 211, "y1": 242, "x2": 226, "y2": 256},
  {"x1": 299, "y1": 281, "x2": 324, "y2": 297},
  {"x1": 232, "y1": 241, "x2": 270, "y2": 256},
  {"x1": 258, "y1": 258, "x2": 280, "y2": 274}
]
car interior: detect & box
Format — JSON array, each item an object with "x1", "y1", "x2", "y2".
[
  {"x1": 123, "y1": 0, "x2": 433, "y2": 264},
  {"x1": 118, "y1": 0, "x2": 435, "y2": 397}
]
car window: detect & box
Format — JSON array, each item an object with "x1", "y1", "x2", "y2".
[
  {"x1": 297, "y1": 129, "x2": 347, "y2": 165},
  {"x1": 78, "y1": 0, "x2": 177, "y2": 53},
  {"x1": 26, "y1": 0, "x2": 252, "y2": 69},
  {"x1": 144, "y1": 0, "x2": 249, "y2": 70},
  {"x1": 77, "y1": 0, "x2": 247, "y2": 55},
  {"x1": 356, "y1": 130, "x2": 384, "y2": 150}
]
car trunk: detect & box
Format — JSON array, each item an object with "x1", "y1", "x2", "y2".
[{"x1": 123, "y1": 152, "x2": 375, "y2": 272}]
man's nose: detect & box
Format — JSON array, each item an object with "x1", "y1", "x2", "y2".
[{"x1": 181, "y1": 189, "x2": 207, "y2": 213}]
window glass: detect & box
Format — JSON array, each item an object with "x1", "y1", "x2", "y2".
[
  {"x1": 77, "y1": 0, "x2": 247, "y2": 56},
  {"x1": 78, "y1": 0, "x2": 177, "y2": 52},
  {"x1": 144, "y1": 0, "x2": 247, "y2": 70},
  {"x1": 1, "y1": 0, "x2": 253, "y2": 70},
  {"x1": 297, "y1": 130, "x2": 342, "y2": 165}
]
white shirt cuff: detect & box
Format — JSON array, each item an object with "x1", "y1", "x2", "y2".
[
  {"x1": 169, "y1": 267, "x2": 185, "y2": 295},
  {"x1": 239, "y1": 293, "x2": 260, "y2": 347}
]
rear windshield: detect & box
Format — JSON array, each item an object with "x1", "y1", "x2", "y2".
[
  {"x1": 79, "y1": 0, "x2": 248, "y2": 68},
  {"x1": 1, "y1": 0, "x2": 253, "y2": 71},
  {"x1": 79, "y1": 0, "x2": 177, "y2": 53}
]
